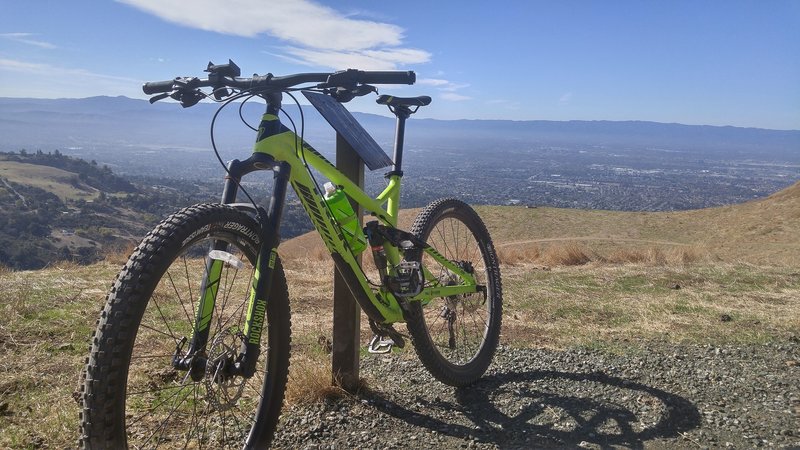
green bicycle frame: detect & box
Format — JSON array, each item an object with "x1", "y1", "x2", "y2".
[
  {"x1": 253, "y1": 111, "x2": 478, "y2": 321},
  {"x1": 187, "y1": 94, "x2": 478, "y2": 376}
]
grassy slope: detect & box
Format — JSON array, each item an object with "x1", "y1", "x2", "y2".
[
  {"x1": 0, "y1": 161, "x2": 98, "y2": 202},
  {"x1": 1, "y1": 181, "x2": 799, "y2": 448},
  {"x1": 478, "y1": 180, "x2": 800, "y2": 265},
  {"x1": 281, "y1": 181, "x2": 800, "y2": 265}
]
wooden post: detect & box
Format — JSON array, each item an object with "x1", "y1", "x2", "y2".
[{"x1": 331, "y1": 132, "x2": 364, "y2": 392}]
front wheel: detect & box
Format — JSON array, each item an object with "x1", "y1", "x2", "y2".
[
  {"x1": 406, "y1": 198, "x2": 503, "y2": 387},
  {"x1": 80, "y1": 203, "x2": 291, "y2": 449}
]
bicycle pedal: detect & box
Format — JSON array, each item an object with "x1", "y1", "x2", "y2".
[{"x1": 368, "y1": 334, "x2": 395, "y2": 354}]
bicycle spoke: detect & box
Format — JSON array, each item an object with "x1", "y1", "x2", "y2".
[
  {"x1": 124, "y1": 235, "x2": 269, "y2": 448},
  {"x1": 182, "y1": 384, "x2": 200, "y2": 450},
  {"x1": 415, "y1": 204, "x2": 500, "y2": 369},
  {"x1": 219, "y1": 403, "x2": 229, "y2": 447},
  {"x1": 138, "y1": 322, "x2": 179, "y2": 342},
  {"x1": 130, "y1": 353, "x2": 177, "y2": 361},
  {"x1": 450, "y1": 218, "x2": 459, "y2": 260},
  {"x1": 140, "y1": 385, "x2": 195, "y2": 447},
  {"x1": 184, "y1": 256, "x2": 196, "y2": 317},
  {"x1": 166, "y1": 266, "x2": 194, "y2": 326},
  {"x1": 217, "y1": 259, "x2": 242, "y2": 324},
  {"x1": 127, "y1": 382, "x2": 198, "y2": 397},
  {"x1": 199, "y1": 397, "x2": 212, "y2": 449},
  {"x1": 127, "y1": 381, "x2": 194, "y2": 428},
  {"x1": 435, "y1": 223, "x2": 454, "y2": 261},
  {"x1": 147, "y1": 292, "x2": 182, "y2": 344}
]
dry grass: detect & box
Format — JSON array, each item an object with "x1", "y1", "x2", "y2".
[
  {"x1": 280, "y1": 254, "x2": 388, "y2": 406},
  {"x1": 101, "y1": 241, "x2": 138, "y2": 266},
  {"x1": 496, "y1": 245, "x2": 541, "y2": 265},
  {"x1": 0, "y1": 262, "x2": 118, "y2": 449},
  {"x1": 477, "y1": 180, "x2": 800, "y2": 266},
  {"x1": 497, "y1": 241, "x2": 707, "y2": 268},
  {"x1": 604, "y1": 245, "x2": 706, "y2": 265},
  {"x1": 285, "y1": 354, "x2": 360, "y2": 406},
  {"x1": 0, "y1": 160, "x2": 99, "y2": 202},
  {"x1": 502, "y1": 262, "x2": 800, "y2": 350},
  {"x1": 281, "y1": 244, "x2": 329, "y2": 262},
  {"x1": 540, "y1": 241, "x2": 592, "y2": 266}
]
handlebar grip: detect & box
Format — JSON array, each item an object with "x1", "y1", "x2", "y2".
[
  {"x1": 360, "y1": 71, "x2": 416, "y2": 85},
  {"x1": 143, "y1": 79, "x2": 177, "y2": 95}
]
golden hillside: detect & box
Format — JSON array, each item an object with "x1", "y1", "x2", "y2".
[
  {"x1": 281, "y1": 180, "x2": 800, "y2": 265},
  {"x1": 2, "y1": 183, "x2": 799, "y2": 449}
]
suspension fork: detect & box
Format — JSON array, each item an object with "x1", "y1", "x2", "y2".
[
  {"x1": 177, "y1": 156, "x2": 289, "y2": 381},
  {"x1": 235, "y1": 160, "x2": 290, "y2": 377},
  {"x1": 174, "y1": 162, "x2": 244, "y2": 377}
]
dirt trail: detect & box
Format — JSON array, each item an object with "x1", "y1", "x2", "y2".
[{"x1": 0, "y1": 177, "x2": 26, "y2": 206}]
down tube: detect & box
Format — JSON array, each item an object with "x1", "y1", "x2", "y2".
[{"x1": 290, "y1": 169, "x2": 404, "y2": 323}]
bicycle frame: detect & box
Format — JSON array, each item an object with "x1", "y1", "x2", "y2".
[{"x1": 188, "y1": 94, "x2": 479, "y2": 377}]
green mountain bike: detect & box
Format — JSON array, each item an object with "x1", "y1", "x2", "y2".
[{"x1": 80, "y1": 60, "x2": 502, "y2": 449}]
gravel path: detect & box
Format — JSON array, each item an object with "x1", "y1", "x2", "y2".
[{"x1": 273, "y1": 340, "x2": 799, "y2": 449}]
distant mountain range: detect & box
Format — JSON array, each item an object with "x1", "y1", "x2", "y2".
[{"x1": 1, "y1": 96, "x2": 797, "y2": 160}]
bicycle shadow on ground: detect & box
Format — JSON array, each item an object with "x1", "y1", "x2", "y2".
[{"x1": 361, "y1": 369, "x2": 701, "y2": 449}]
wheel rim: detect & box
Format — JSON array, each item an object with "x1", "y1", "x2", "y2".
[
  {"x1": 420, "y1": 214, "x2": 492, "y2": 367},
  {"x1": 124, "y1": 234, "x2": 267, "y2": 449}
]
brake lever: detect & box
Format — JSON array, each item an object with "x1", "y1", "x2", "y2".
[
  {"x1": 355, "y1": 84, "x2": 377, "y2": 96},
  {"x1": 213, "y1": 88, "x2": 233, "y2": 101},
  {"x1": 149, "y1": 93, "x2": 170, "y2": 104},
  {"x1": 170, "y1": 89, "x2": 204, "y2": 108},
  {"x1": 329, "y1": 84, "x2": 377, "y2": 103}
]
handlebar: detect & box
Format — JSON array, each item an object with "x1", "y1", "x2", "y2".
[
  {"x1": 142, "y1": 67, "x2": 416, "y2": 96},
  {"x1": 142, "y1": 80, "x2": 179, "y2": 95}
]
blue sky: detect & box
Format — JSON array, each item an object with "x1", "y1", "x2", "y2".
[{"x1": 1, "y1": 0, "x2": 798, "y2": 129}]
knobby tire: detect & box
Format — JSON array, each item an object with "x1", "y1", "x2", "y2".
[
  {"x1": 406, "y1": 198, "x2": 503, "y2": 387},
  {"x1": 80, "y1": 203, "x2": 290, "y2": 449}
]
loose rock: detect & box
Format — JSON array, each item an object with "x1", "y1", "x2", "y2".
[{"x1": 272, "y1": 342, "x2": 800, "y2": 449}]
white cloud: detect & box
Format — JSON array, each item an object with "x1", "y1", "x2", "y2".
[
  {"x1": 0, "y1": 58, "x2": 48, "y2": 72},
  {"x1": 0, "y1": 33, "x2": 57, "y2": 49},
  {"x1": 559, "y1": 92, "x2": 573, "y2": 104},
  {"x1": 441, "y1": 82, "x2": 469, "y2": 92},
  {"x1": 0, "y1": 58, "x2": 142, "y2": 98},
  {"x1": 486, "y1": 98, "x2": 520, "y2": 109},
  {"x1": 417, "y1": 76, "x2": 471, "y2": 101},
  {"x1": 417, "y1": 78, "x2": 450, "y2": 86},
  {"x1": 418, "y1": 77, "x2": 469, "y2": 90},
  {"x1": 0, "y1": 58, "x2": 137, "y2": 82},
  {"x1": 441, "y1": 92, "x2": 471, "y2": 101},
  {"x1": 278, "y1": 47, "x2": 429, "y2": 70},
  {"x1": 118, "y1": 0, "x2": 428, "y2": 69}
]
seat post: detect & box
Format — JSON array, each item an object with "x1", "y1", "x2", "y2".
[{"x1": 389, "y1": 106, "x2": 411, "y2": 177}]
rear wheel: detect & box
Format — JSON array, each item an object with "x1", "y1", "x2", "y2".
[
  {"x1": 406, "y1": 198, "x2": 502, "y2": 387},
  {"x1": 80, "y1": 203, "x2": 290, "y2": 449}
]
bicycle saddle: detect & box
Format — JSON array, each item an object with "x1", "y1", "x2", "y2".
[{"x1": 376, "y1": 95, "x2": 432, "y2": 107}]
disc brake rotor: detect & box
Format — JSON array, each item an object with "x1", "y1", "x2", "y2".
[{"x1": 204, "y1": 328, "x2": 247, "y2": 412}]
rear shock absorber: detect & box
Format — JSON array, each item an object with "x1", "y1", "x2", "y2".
[{"x1": 365, "y1": 221, "x2": 388, "y2": 283}]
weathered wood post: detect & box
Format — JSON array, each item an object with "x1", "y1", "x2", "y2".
[
  {"x1": 301, "y1": 90, "x2": 391, "y2": 392},
  {"x1": 331, "y1": 132, "x2": 364, "y2": 391}
]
